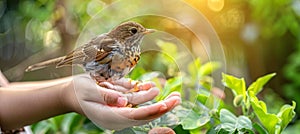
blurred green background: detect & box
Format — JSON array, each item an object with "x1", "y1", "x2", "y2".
[{"x1": 1, "y1": 0, "x2": 300, "y2": 133}]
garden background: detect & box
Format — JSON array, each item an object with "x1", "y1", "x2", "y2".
[{"x1": 1, "y1": 0, "x2": 300, "y2": 133}]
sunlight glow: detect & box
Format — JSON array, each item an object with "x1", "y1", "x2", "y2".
[{"x1": 208, "y1": 0, "x2": 224, "y2": 12}]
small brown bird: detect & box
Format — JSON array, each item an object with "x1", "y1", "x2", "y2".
[{"x1": 26, "y1": 21, "x2": 155, "y2": 86}]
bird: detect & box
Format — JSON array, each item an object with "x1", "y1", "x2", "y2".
[{"x1": 25, "y1": 21, "x2": 155, "y2": 90}]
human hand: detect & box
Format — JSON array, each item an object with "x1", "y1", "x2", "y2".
[
  {"x1": 68, "y1": 74, "x2": 161, "y2": 108},
  {"x1": 65, "y1": 74, "x2": 181, "y2": 130}
]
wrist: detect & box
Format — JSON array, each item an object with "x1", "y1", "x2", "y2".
[{"x1": 61, "y1": 76, "x2": 84, "y2": 115}]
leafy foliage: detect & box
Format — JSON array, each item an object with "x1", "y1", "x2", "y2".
[
  {"x1": 248, "y1": 73, "x2": 276, "y2": 95},
  {"x1": 222, "y1": 73, "x2": 247, "y2": 103},
  {"x1": 222, "y1": 73, "x2": 296, "y2": 134},
  {"x1": 250, "y1": 92, "x2": 296, "y2": 134},
  {"x1": 284, "y1": 43, "x2": 300, "y2": 113},
  {"x1": 125, "y1": 40, "x2": 221, "y2": 133},
  {"x1": 247, "y1": 0, "x2": 300, "y2": 118},
  {"x1": 31, "y1": 113, "x2": 103, "y2": 133},
  {"x1": 2, "y1": 0, "x2": 298, "y2": 132},
  {"x1": 216, "y1": 109, "x2": 253, "y2": 134},
  {"x1": 156, "y1": 76, "x2": 182, "y2": 101},
  {"x1": 248, "y1": 0, "x2": 300, "y2": 38}
]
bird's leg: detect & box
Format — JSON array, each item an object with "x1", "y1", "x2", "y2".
[
  {"x1": 125, "y1": 80, "x2": 142, "y2": 93},
  {"x1": 126, "y1": 104, "x2": 133, "y2": 108},
  {"x1": 91, "y1": 74, "x2": 139, "y2": 107},
  {"x1": 124, "y1": 80, "x2": 143, "y2": 108},
  {"x1": 89, "y1": 74, "x2": 107, "y2": 87}
]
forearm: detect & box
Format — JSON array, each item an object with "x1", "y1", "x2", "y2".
[{"x1": 0, "y1": 77, "x2": 78, "y2": 130}]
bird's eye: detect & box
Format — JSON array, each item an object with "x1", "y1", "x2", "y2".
[{"x1": 129, "y1": 28, "x2": 138, "y2": 34}]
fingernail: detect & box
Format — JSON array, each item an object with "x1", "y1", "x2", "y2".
[
  {"x1": 149, "y1": 82, "x2": 156, "y2": 87},
  {"x1": 117, "y1": 97, "x2": 128, "y2": 107},
  {"x1": 174, "y1": 99, "x2": 181, "y2": 106},
  {"x1": 137, "y1": 83, "x2": 143, "y2": 89},
  {"x1": 138, "y1": 82, "x2": 155, "y2": 91},
  {"x1": 173, "y1": 97, "x2": 181, "y2": 106},
  {"x1": 159, "y1": 103, "x2": 167, "y2": 111}
]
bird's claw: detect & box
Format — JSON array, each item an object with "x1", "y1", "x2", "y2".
[
  {"x1": 126, "y1": 104, "x2": 133, "y2": 108},
  {"x1": 125, "y1": 80, "x2": 141, "y2": 93}
]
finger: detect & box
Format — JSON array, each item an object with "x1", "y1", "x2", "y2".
[
  {"x1": 111, "y1": 78, "x2": 137, "y2": 89},
  {"x1": 137, "y1": 82, "x2": 156, "y2": 91},
  {"x1": 124, "y1": 87, "x2": 159, "y2": 105},
  {"x1": 100, "y1": 81, "x2": 156, "y2": 94},
  {"x1": 112, "y1": 78, "x2": 156, "y2": 90},
  {"x1": 116, "y1": 102, "x2": 167, "y2": 120},
  {"x1": 134, "y1": 96, "x2": 181, "y2": 120},
  {"x1": 98, "y1": 81, "x2": 129, "y2": 93},
  {"x1": 96, "y1": 87, "x2": 128, "y2": 107},
  {"x1": 98, "y1": 81, "x2": 156, "y2": 93},
  {"x1": 118, "y1": 96, "x2": 181, "y2": 120},
  {"x1": 162, "y1": 96, "x2": 181, "y2": 112},
  {"x1": 165, "y1": 91, "x2": 181, "y2": 99},
  {"x1": 73, "y1": 75, "x2": 128, "y2": 107}
]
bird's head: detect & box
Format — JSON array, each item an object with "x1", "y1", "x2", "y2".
[{"x1": 108, "y1": 21, "x2": 155, "y2": 45}]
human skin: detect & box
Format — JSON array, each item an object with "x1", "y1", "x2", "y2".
[{"x1": 0, "y1": 74, "x2": 181, "y2": 131}]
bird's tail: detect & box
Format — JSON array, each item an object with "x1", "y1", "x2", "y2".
[{"x1": 25, "y1": 56, "x2": 65, "y2": 72}]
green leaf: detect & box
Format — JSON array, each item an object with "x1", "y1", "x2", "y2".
[
  {"x1": 220, "y1": 109, "x2": 252, "y2": 129},
  {"x1": 48, "y1": 115, "x2": 64, "y2": 131},
  {"x1": 233, "y1": 95, "x2": 244, "y2": 107},
  {"x1": 249, "y1": 91, "x2": 281, "y2": 134},
  {"x1": 222, "y1": 73, "x2": 246, "y2": 100},
  {"x1": 277, "y1": 101, "x2": 296, "y2": 132},
  {"x1": 188, "y1": 58, "x2": 201, "y2": 80},
  {"x1": 239, "y1": 128, "x2": 255, "y2": 134},
  {"x1": 205, "y1": 94, "x2": 218, "y2": 109},
  {"x1": 75, "y1": 129, "x2": 103, "y2": 134},
  {"x1": 156, "y1": 40, "x2": 178, "y2": 58},
  {"x1": 31, "y1": 120, "x2": 52, "y2": 134},
  {"x1": 189, "y1": 127, "x2": 202, "y2": 134},
  {"x1": 199, "y1": 62, "x2": 221, "y2": 76},
  {"x1": 156, "y1": 40, "x2": 178, "y2": 65},
  {"x1": 217, "y1": 128, "x2": 254, "y2": 134},
  {"x1": 157, "y1": 76, "x2": 182, "y2": 100},
  {"x1": 61, "y1": 113, "x2": 85, "y2": 133},
  {"x1": 217, "y1": 128, "x2": 231, "y2": 134},
  {"x1": 248, "y1": 73, "x2": 276, "y2": 95},
  {"x1": 196, "y1": 94, "x2": 208, "y2": 104},
  {"x1": 253, "y1": 123, "x2": 268, "y2": 134},
  {"x1": 216, "y1": 109, "x2": 253, "y2": 133},
  {"x1": 82, "y1": 121, "x2": 104, "y2": 132},
  {"x1": 176, "y1": 106, "x2": 210, "y2": 130},
  {"x1": 129, "y1": 66, "x2": 146, "y2": 80},
  {"x1": 207, "y1": 128, "x2": 218, "y2": 134},
  {"x1": 288, "y1": 16, "x2": 300, "y2": 38},
  {"x1": 114, "y1": 128, "x2": 136, "y2": 134}
]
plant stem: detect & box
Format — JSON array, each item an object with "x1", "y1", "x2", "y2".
[{"x1": 242, "y1": 103, "x2": 248, "y2": 116}]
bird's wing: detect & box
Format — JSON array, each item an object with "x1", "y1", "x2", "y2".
[{"x1": 56, "y1": 34, "x2": 118, "y2": 67}]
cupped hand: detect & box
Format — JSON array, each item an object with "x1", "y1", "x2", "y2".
[
  {"x1": 83, "y1": 92, "x2": 181, "y2": 130},
  {"x1": 68, "y1": 74, "x2": 181, "y2": 130},
  {"x1": 71, "y1": 74, "x2": 160, "y2": 107}
]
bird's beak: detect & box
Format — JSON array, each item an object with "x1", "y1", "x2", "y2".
[{"x1": 143, "y1": 29, "x2": 156, "y2": 34}]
